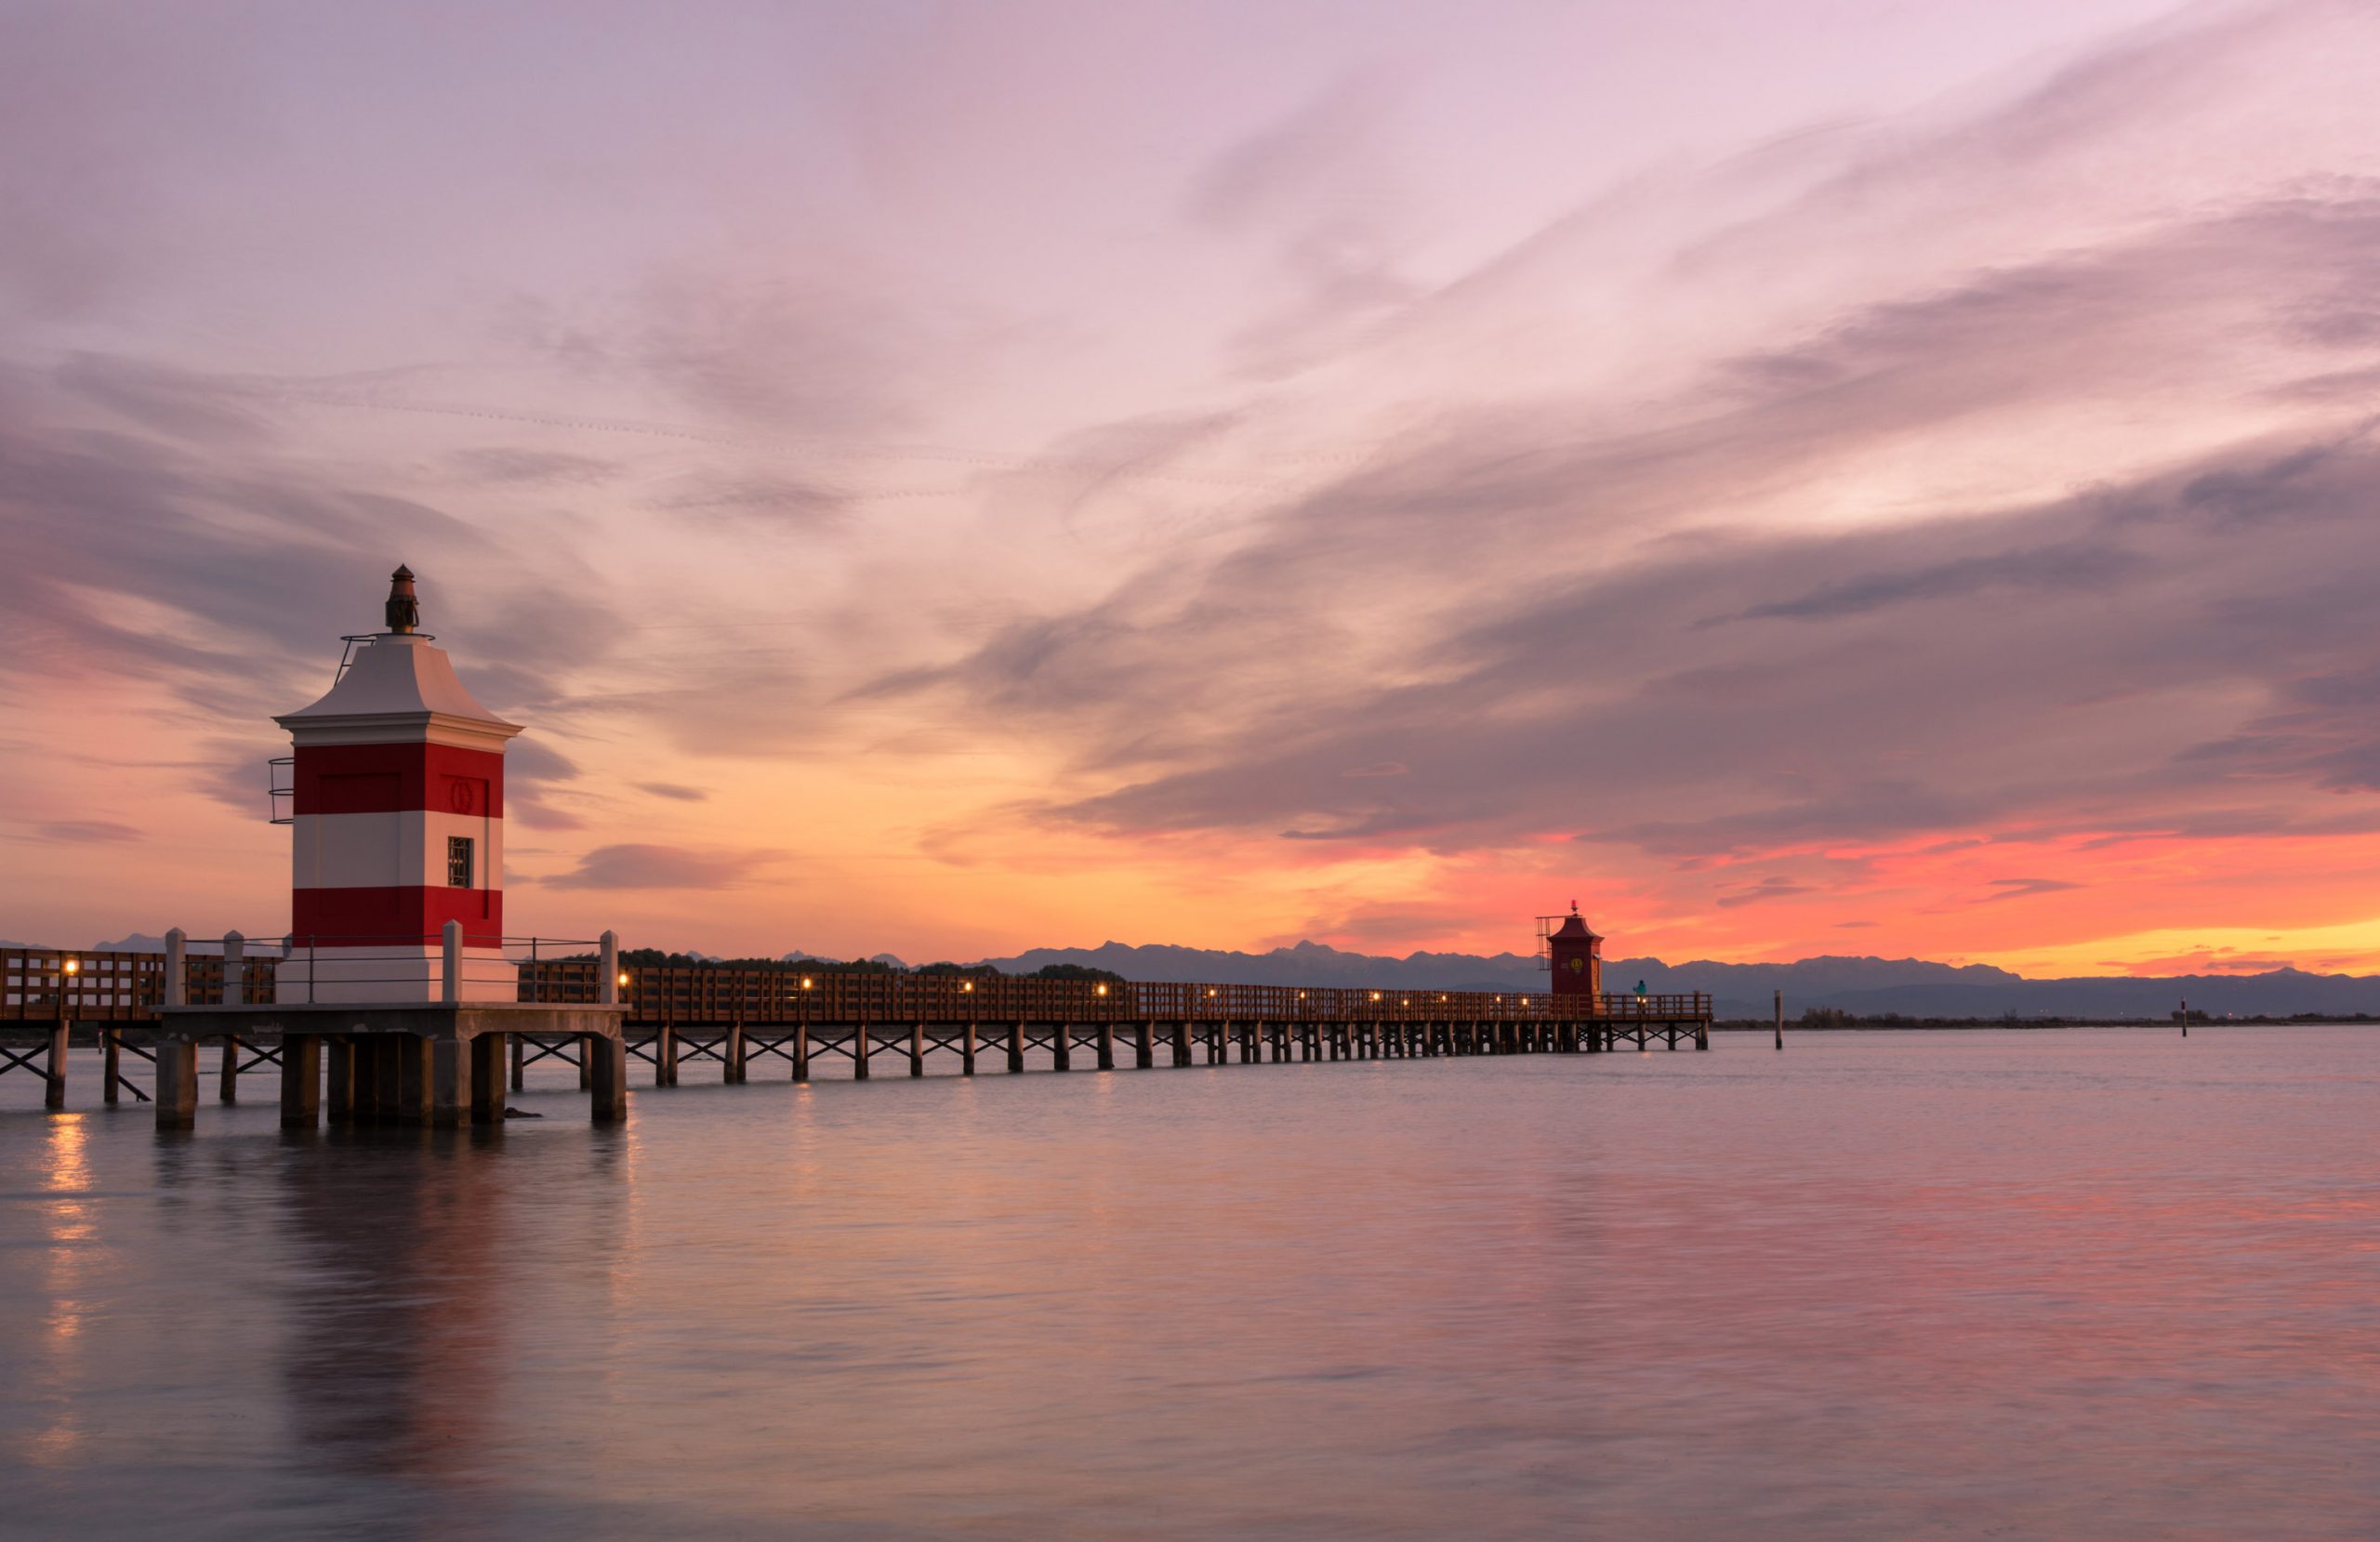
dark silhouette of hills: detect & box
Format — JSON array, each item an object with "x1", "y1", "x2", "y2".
[{"x1": 961, "y1": 940, "x2": 2380, "y2": 1020}]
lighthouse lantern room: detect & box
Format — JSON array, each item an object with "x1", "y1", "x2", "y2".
[{"x1": 274, "y1": 567, "x2": 522, "y2": 1003}]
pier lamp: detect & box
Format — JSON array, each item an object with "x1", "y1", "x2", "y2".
[
  {"x1": 962, "y1": 980, "x2": 974, "y2": 993},
  {"x1": 1369, "y1": 992, "x2": 1381, "y2": 1002},
  {"x1": 1095, "y1": 983, "x2": 1108, "y2": 996},
  {"x1": 616, "y1": 971, "x2": 629, "y2": 990},
  {"x1": 63, "y1": 958, "x2": 78, "y2": 976},
  {"x1": 801, "y1": 976, "x2": 813, "y2": 990}
]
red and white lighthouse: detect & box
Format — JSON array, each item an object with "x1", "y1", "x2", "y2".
[
  {"x1": 1543, "y1": 904, "x2": 1604, "y2": 998},
  {"x1": 274, "y1": 567, "x2": 522, "y2": 1003}
]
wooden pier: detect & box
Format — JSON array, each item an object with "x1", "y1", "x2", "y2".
[{"x1": 4, "y1": 944, "x2": 1714, "y2": 1129}]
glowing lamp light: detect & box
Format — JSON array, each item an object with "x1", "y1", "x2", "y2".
[
  {"x1": 63, "y1": 959, "x2": 79, "y2": 975},
  {"x1": 1208, "y1": 988, "x2": 1218, "y2": 998},
  {"x1": 1369, "y1": 992, "x2": 1381, "y2": 1002},
  {"x1": 963, "y1": 980, "x2": 975, "y2": 993},
  {"x1": 616, "y1": 971, "x2": 629, "y2": 989},
  {"x1": 801, "y1": 976, "x2": 814, "y2": 990},
  {"x1": 1095, "y1": 983, "x2": 1108, "y2": 995}
]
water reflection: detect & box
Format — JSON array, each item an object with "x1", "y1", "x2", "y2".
[{"x1": 271, "y1": 1130, "x2": 510, "y2": 1484}]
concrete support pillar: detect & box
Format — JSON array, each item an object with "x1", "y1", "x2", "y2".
[
  {"x1": 471, "y1": 1034, "x2": 508, "y2": 1124},
  {"x1": 396, "y1": 1036, "x2": 432, "y2": 1126},
  {"x1": 853, "y1": 1025, "x2": 870, "y2": 1080},
  {"x1": 1135, "y1": 1021, "x2": 1153, "y2": 1070},
  {"x1": 279, "y1": 1034, "x2": 321, "y2": 1130},
  {"x1": 1008, "y1": 1022, "x2": 1025, "y2": 1074},
  {"x1": 962, "y1": 1021, "x2": 978, "y2": 1076},
  {"x1": 909, "y1": 1022, "x2": 925, "y2": 1078},
  {"x1": 327, "y1": 1037, "x2": 354, "y2": 1122},
  {"x1": 1097, "y1": 1022, "x2": 1115, "y2": 1072},
  {"x1": 44, "y1": 1021, "x2": 68, "y2": 1111},
  {"x1": 588, "y1": 1035, "x2": 627, "y2": 1124},
  {"x1": 431, "y1": 1036, "x2": 471, "y2": 1128},
  {"x1": 155, "y1": 1038, "x2": 198, "y2": 1131}
]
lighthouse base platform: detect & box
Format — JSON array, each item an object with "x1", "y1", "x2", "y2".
[{"x1": 152, "y1": 1002, "x2": 629, "y2": 1131}]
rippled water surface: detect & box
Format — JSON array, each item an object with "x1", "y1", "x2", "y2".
[{"x1": 3, "y1": 1026, "x2": 2377, "y2": 1540}]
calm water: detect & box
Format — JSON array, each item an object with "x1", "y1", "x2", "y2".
[{"x1": 2, "y1": 1027, "x2": 2375, "y2": 1540}]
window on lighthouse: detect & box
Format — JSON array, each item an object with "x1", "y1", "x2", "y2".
[{"x1": 447, "y1": 836, "x2": 476, "y2": 890}]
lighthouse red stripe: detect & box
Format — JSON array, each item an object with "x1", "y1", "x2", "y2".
[
  {"x1": 291, "y1": 886, "x2": 503, "y2": 947},
  {"x1": 293, "y1": 743, "x2": 505, "y2": 816}
]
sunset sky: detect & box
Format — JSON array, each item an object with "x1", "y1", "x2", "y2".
[{"x1": 7, "y1": 0, "x2": 2380, "y2": 975}]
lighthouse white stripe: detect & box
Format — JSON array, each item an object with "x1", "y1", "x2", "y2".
[{"x1": 290, "y1": 811, "x2": 503, "y2": 891}]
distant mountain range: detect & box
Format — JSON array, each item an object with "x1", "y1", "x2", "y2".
[
  {"x1": 53, "y1": 932, "x2": 2380, "y2": 1020},
  {"x1": 831, "y1": 939, "x2": 2380, "y2": 1021}
]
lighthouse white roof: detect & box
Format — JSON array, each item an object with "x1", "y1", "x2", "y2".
[{"x1": 276, "y1": 634, "x2": 524, "y2": 751}]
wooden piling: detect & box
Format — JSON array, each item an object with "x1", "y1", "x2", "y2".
[
  {"x1": 792, "y1": 1021, "x2": 810, "y2": 1082},
  {"x1": 102, "y1": 1027, "x2": 121, "y2": 1105},
  {"x1": 218, "y1": 1035, "x2": 240, "y2": 1103},
  {"x1": 1775, "y1": 989, "x2": 1783, "y2": 1050},
  {"x1": 853, "y1": 1024, "x2": 871, "y2": 1080},
  {"x1": 1134, "y1": 1021, "x2": 1154, "y2": 1070},
  {"x1": 962, "y1": 1021, "x2": 978, "y2": 1076},
  {"x1": 909, "y1": 1022, "x2": 925, "y2": 1078},
  {"x1": 1097, "y1": 1022, "x2": 1116, "y2": 1071},
  {"x1": 1052, "y1": 1024, "x2": 1071, "y2": 1072},
  {"x1": 1008, "y1": 1022, "x2": 1025, "y2": 1074}
]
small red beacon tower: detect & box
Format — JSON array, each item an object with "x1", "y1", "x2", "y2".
[
  {"x1": 274, "y1": 566, "x2": 523, "y2": 1002},
  {"x1": 1540, "y1": 903, "x2": 1604, "y2": 997}
]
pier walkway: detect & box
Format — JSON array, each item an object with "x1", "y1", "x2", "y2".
[{"x1": 2, "y1": 944, "x2": 1713, "y2": 1126}]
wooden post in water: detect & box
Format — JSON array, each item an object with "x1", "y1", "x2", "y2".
[
  {"x1": 792, "y1": 1021, "x2": 810, "y2": 1082},
  {"x1": 1097, "y1": 1022, "x2": 1116, "y2": 1071},
  {"x1": 102, "y1": 1027, "x2": 121, "y2": 1104},
  {"x1": 1134, "y1": 1021, "x2": 1153, "y2": 1070},
  {"x1": 1775, "y1": 989, "x2": 1784, "y2": 1050},
  {"x1": 1008, "y1": 1022, "x2": 1025, "y2": 1074},
  {"x1": 852, "y1": 1024, "x2": 871, "y2": 1080},
  {"x1": 2180, "y1": 996, "x2": 2188, "y2": 1037},
  {"x1": 510, "y1": 1033, "x2": 525, "y2": 1090},
  {"x1": 1171, "y1": 1021, "x2": 1189, "y2": 1067},
  {"x1": 909, "y1": 1022, "x2": 925, "y2": 1078},
  {"x1": 726, "y1": 1022, "x2": 747, "y2": 1084},
  {"x1": 962, "y1": 1021, "x2": 978, "y2": 1076},
  {"x1": 1052, "y1": 1023, "x2": 1072, "y2": 1072}
]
